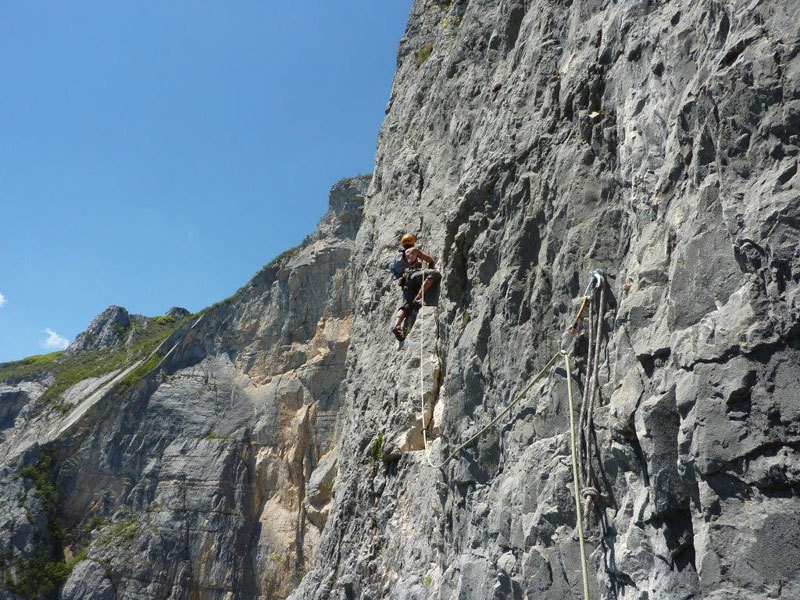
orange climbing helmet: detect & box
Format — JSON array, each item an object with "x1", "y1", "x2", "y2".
[{"x1": 401, "y1": 233, "x2": 417, "y2": 248}]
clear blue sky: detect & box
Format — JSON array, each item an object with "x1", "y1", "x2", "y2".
[{"x1": 0, "y1": 1, "x2": 413, "y2": 363}]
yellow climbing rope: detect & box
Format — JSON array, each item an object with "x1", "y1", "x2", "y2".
[
  {"x1": 421, "y1": 350, "x2": 560, "y2": 469},
  {"x1": 564, "y1": 350, "x2": 591, "y2": 600}
]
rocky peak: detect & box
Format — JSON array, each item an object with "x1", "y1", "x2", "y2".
[
  {"x1": 313, "y1": 174, "x2": 369, "y2": 241},
  {"x1": 164, "y1": 306, "x2": 190, "y2": 319},
  {"x1": 66, "y1": 306, "x2": 192, "y2": 356},
  {"x1": 66, "y1": 305, "x2": 131, "y2": 354}
]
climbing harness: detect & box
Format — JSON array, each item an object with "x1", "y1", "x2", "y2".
[
  {"x1": 390, "y1": 246, "x2": 424, "y2": 287},
  {"x1": 412, "y1": 269, "x2": 607, "y2": 600}
]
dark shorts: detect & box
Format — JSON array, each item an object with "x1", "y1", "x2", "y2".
[{"x1": 396, "y1": 268, "x2": 441, "y2": 311}]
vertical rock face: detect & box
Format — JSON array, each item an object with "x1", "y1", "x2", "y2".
[
  {"x1": 291, "y1": 1, "x2": 800, "y2": 600},
  {"x1": 1, "y1": 2, "x2": 799, "y2": 599},
  {"x1": 0, "y1": 177, "x2": 368, "y2": 600}
]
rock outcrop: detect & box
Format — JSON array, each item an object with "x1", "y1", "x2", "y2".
[
  {"x1": 290, "y1": 1, "x2": 800, "y2": 599},
  {"x1": 2, "y1": 1, "x2": 800, "y2": 599},
  {"x1": 0, "y1": 177, "x2": 368, "y2": 599},
  {"x1": 66, "y1": 306, "x2": 132, "y2": 353}
]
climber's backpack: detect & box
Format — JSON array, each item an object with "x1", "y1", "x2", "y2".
[{"x1": 389, "y1": 249, "x2": 409, "y2": 280}]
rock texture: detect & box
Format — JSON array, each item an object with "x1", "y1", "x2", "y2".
[
  {"x1": 290, "y1": 1, "x2": 800, "y2": 599},
  {"x1": 66, "y1": 306, "x2": 191, "y2": 354},
  {"x1": 67, "y1": 306, "x2": 132, "y2": 353},
  {"x1": 0, "y1": 177, "x2": 368, "y2": 599},
  {"x1": 2, "y1": 1, "x2": 800, "y2": 599}
]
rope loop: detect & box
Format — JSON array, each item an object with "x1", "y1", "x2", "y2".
[{"x1": 581, "y1": 486, "x2": 600, "y2": 502}]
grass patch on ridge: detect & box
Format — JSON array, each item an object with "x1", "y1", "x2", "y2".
[{"x1": 0, "y1": 314, "x2": 195, "y2": 407}]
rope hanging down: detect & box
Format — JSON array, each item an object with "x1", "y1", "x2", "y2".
[
  {"x1": 578, "y1": 270, "x2": 606, "y2": 529},
  {"x1": 564, "y1": 350, "x2": 591, "y2": 600},
  {"x1": 421, "y1": 349, "x2": 561, "y2": 469}
]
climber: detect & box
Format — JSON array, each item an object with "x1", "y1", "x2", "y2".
[{"x1": 390, "y1": 233, "x2": 441, "y2": 341}]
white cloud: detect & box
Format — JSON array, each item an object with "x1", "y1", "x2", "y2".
[
  {"x1": 0, "y1": 292, "x2": 6, "y2": 307},
  {"x1": 42, "y1": 328, "x2": 70, "y2": 351}
]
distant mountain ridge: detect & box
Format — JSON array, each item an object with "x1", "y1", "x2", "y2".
[{"x1": 0, "y1": 176, "x2": 368, "y2": 599}]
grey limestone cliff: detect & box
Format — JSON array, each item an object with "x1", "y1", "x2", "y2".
[
  {"x1": 0, "y1": 177, "x2": 368, "y2": 599},
  {"x1": 291, "y1": 1, "x2": 800, "y2": 599},
  {"x1": 2, "y1": 1, "x2": 800, "y2": 599}
]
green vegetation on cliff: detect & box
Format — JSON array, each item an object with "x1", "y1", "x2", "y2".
[
  {"x1": 0, "y1": 313, "x2": 195, "y2": 408},
  {"x1": 4, "y1": 453, "x2": 85, "y2": 600}
]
